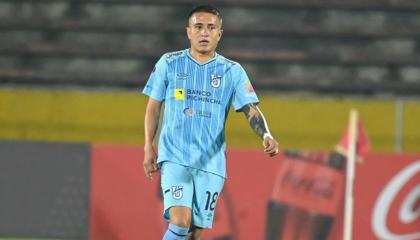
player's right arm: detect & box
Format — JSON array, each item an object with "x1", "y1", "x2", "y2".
[
  {"x1": 142, "y1": 54, "x2": 168, "y2": 180},
  {"x1": 143, "y1": 98, "x2": 162, "y2": 180}
]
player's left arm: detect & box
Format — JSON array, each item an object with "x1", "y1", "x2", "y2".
[{"x1": 242, "y1": 103, "x2": 279, "y2": 157}]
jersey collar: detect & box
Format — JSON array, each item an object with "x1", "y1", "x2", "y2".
[{"x1": 186, "y1": 49, "x2": 218, "y2": 66}]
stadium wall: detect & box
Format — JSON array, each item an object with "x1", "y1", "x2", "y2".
[
  {"x1": 0, "y1": 88, "x2": 419, "y2": 152},
  {"x1": 89, "y1": 146, "x2": 419, "y2": 240},
  {"x1": 1, "y1": 141, "x2": 417, "y2": 239},
  {"x1": 0, "y1": 140, "x2": 90, "y2": 239}
]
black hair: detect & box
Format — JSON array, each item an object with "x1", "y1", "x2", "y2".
[{"x1": 188, "y1": 5, "x2": 222, "y2": 21}]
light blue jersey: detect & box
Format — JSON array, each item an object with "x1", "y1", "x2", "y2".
[{"x1": 142, "y1": 49, "x2": 259, "y2": 177}]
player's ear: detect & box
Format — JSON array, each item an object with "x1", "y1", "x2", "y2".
[
  {"x1": 218, "y1": 19, "x2": 223, "y2": 38},
  {"x1": 186, "y1": 26, "x2": 192, "y2": 40}
]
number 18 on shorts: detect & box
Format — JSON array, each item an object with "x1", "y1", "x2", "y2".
[{"x1": 160, "y1": 161, "x2": 225, "y2": 229}]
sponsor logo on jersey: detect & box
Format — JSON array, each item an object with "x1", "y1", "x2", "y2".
[
  {"x1": 186, "y1": 89, "x2": 221, "y2": 105},
  {"x1": 210, "y1": 74, "x2": 222, "y2": 88},
  {"x1": 165, "y1": 51, "x2": 183, "y2": 61},
  {"x1": 172, "y1": 186, "x2": 183, "y2": 200},
  {"x1": 246, "y1": 81, "x2": 255, "y2": 93},
  {"x1": 198, "y1": 110, "x2": 212, "y2": 118},
  {"x1": 183, "y1": 107, "x2": 193, "y2": 116},
  {"x1": 174, "y1": 89, "x2": 185, "y2": 100},
  {"x1": 177, "y1": 73, "x2": 188, "y2": 81},
  {"x1": 183, "y1": 107, "x2": 211, "y2": 118}
]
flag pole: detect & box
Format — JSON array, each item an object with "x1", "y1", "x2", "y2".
[{"x1": 343, "y1": 109, "x2": 358, "y2": 240}]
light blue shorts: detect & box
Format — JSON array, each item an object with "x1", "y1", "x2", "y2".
[{"x1": 160, "y1": 161, "x2": 225, "y2": 229}]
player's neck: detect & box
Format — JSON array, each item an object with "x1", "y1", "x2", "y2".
[{"x1": 189, "y1": 49, "x2": 215, "y2": 63}]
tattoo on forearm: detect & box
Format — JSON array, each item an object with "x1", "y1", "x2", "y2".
[{"x1": 242, "y1": 104, "x2": 268, "y2": 139}]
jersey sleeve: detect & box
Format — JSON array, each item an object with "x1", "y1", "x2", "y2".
[
  {"x1": 142, "y1": 54, "x2": 168, "y2": 101},
  {"x1": 232, "y1": 64, "x2": 259, "y2": 111}
]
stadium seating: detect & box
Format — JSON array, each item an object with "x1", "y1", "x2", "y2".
[{"x1": 1, "y1": 0, "x2": 420, "y2": 94}]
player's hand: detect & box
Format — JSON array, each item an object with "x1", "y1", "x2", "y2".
[
  {"x1": 263, "y1": 135, "x2": 279, "y2": 157},
  {"x1": 143, "y1": 145, "x2": 159, "y2": 181}
]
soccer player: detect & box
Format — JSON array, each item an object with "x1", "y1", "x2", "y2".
[{"x1": 142, "y1": 5, "x2": 279, "y2": 240}]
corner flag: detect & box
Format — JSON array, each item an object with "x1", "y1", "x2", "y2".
[
  {"x1": 336, "y1": 114, "x2": 370, "y2": 158},
  {"x1": 340, "y1": 109, "x2": 370, "y2": 240}
]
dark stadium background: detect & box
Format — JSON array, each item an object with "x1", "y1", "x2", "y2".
[{"x1": 0, "y1": 1, "x2": 419, "y2": 240}]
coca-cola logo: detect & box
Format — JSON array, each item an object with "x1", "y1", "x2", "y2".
[
  {"x1": 372, "y1": 160, "x2": 420, "y2": 240},
  {"x1": 281, "y1": 169, "x2": 335, "y2": 199}
]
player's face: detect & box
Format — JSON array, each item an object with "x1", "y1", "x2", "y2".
[{"x1": 187, "y1": 12, "x2": 223, "y2": 56}]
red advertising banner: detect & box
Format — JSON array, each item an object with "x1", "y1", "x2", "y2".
[
  {"x1": 89, "y1": 145, "x2": 166, "y2": 240},
  {"x1": 90, "y1": 145, "x2": 420, "y2": 240},
  {"x1": 271, "y1": 158, "x2": 344, "y2": 216},
  {"x1": 353, "y1": 153, "x2": 420, "y2": 240}
]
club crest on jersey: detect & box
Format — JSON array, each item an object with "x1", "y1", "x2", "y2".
[
  {"x1": 172, "y1": 186, "x2": 183, "y2": 200},
  {"x1": 210, "y1": 74, "x2": 222, "y2": 88}
]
